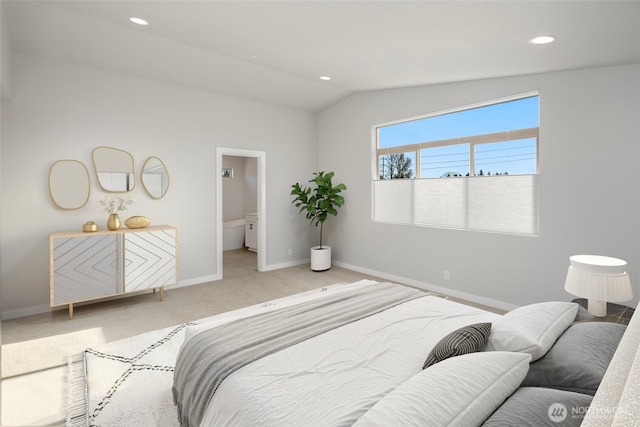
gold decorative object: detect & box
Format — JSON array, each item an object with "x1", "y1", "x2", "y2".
[
  {"x1": 107, "y1": 213, "x2": 121, "y2": 231},
  {"x1": 82, "y1": 221, "x2": 98, "y2": 232},
  {"x1": 99, "y1": 196, "x2": 133, "y2": 231},
  {"x1": 125, "y1": 216, "x2": 151, "y2": 229}
]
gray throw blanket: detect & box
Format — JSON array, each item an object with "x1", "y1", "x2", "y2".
[{"x1": 172, "y1": 282, "x2": 425, "y2": 427}]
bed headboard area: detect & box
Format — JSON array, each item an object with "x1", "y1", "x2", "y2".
[{"x1": 583, "y1": 306, "x2": 640, "y2": 425}]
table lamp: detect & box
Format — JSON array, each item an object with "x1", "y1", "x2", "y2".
[{"x1": 564, "y1": 255, "x2": 633, "y2": 317}]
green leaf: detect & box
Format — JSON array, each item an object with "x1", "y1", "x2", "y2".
[{"x1": 290, "y1": 171, "x2": 346, "y2": 244}]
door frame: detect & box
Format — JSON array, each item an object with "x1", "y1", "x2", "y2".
[{"x1": 216, "y1": 147, "x2": 267, "y2": 275}]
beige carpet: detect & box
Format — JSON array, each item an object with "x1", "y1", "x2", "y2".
[
  {"x1": 2, "y1": 249, "x2": 383, "y2": 378},
  {"x1": 1, "y1": 249, "x2": 503, "y2": 426},
  {"x1": 1, "y1": 249, "x2": 383, "y2": 426}
]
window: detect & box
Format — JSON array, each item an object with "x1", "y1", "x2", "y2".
[{"x1": 373, "y1": 92, "x2": 539, "y2": 236}]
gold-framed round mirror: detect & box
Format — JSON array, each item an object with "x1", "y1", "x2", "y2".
[
  {"x1": 48, "y1": 160, "x2": 91, "y2": 210},
  {"x1": 141, "y1": 156, "x2": 170, "y2": 199},
  {"x1": 92, "y1": 146, "x2": 135, "y2": 192}
]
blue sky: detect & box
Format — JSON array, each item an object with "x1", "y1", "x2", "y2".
[{"x1": 378, "y1": 96, "x2": 539, "y2": 177}]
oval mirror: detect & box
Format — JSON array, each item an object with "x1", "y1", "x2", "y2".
[
  {"x1": 92, "y1": 146, "x2": 135, "y2": 192},
  {"x1": 48, "y1": 160, "x2": 91, "y2": 210},
  {"x1": 141, "y1": 156, "x2": 170, "y2": 199}
]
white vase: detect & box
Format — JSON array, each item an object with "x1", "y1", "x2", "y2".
[{"x1": 310, "y1": 246, "x2": 331, "y2": 271}]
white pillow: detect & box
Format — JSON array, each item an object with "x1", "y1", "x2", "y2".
[
  {"x1": 353, "y1": 352, "x2": 531, "y2": 427},
  {"x1": 486, "y1": 301, "x2": 578, "y2": 361}
]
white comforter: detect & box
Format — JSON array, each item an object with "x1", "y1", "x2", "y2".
[{"x1": 186, "y1": 281, "x2": 500, "y2": 426}]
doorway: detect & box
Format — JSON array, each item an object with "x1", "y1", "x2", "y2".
[{"x1": 216, "y1": 148, "x2": 266, "y2": 277}]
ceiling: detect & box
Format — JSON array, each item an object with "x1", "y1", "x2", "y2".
[{"x1": 3, "y1": 1, "x2": 640, "y2": 112}]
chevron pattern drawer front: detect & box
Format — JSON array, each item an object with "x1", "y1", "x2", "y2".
[
  {"x1": 52, "y1": 234, "x2": 118, "y2": 305},
  {"x1": 124, "y1": 229, "x2": 177, "y2": 292},
  {"x1": 50, "y1": 225, "x2": 177, "y2": 318}
]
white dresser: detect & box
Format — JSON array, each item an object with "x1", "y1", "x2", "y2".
[{"x1": 50, "y1": 225, "x2": 177, "y2": 319}]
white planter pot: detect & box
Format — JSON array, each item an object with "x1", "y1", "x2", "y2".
[{"x1": 310, "y1": 246, "x2": 331, "y2": 271}]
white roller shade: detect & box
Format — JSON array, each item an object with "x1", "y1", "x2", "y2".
[
  {"x1": 413, "y1": 178, "x2": 465, "y2": 228},
  {"x1": 467, "y1": 175, "x2": 539, "y2": 235},
  {"x1": 372, "y1": 179, "x2": 413, "y2": 224},
  {"x1": 372, "y1": 175, "x2": 539, "y2": 236}
]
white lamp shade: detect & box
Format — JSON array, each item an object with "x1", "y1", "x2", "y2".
[{"x1": 564, "y1": 255, "x2": 633, "y2": 302}]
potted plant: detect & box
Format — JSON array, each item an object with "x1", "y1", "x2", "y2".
[{"x1": 291, "y1": 171, "x2": 346, "y2": 271}]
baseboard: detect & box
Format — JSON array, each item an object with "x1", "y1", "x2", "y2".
[
  {"x1": 2, "y1": 262, "x2": 517, "y2": 320},
  {"x1": 172, "y1": 274, "x2": 222, "y2": 289},
  {"x1": 262, "y1": 258, "x2": 310, "y2": 272},
  {"x1": 333, "y1": 260, "x2": 519, "y2": 312},
  {"x1": 1, "y1": 304, "x2": 53, "y2": 320},
  {"x1": 1, "y1": 275, "x2": 224, "y2": 320}
]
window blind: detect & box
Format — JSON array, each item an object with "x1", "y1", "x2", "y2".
[{"x1": 372, "y1": 175, "x2": 539, "y2": 236}]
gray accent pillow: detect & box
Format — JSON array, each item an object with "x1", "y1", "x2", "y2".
[
  {"x1": 423, "y1": 322, "x2": 492, "y2": 369},
  {"x1": 482, "y1": 387, "x2": 593, "y2": 426},
  {"x1": 522, "y1": 322, "x2": 626, "y2": 395},
  {"x1": 574, "y1": 305, "x2": 595, "y2": 323}
]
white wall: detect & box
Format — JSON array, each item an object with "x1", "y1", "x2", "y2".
[
  {"x1": 1, "y1": 54, "x2": 317, "y2": 318},
  {"x1": 222, "y1": 155, "x2": 246, "y2": 222},
  {"x1": 221, "y1": 155, "x2": 258, "y2": 222},
  {"x1": 244, "y1": 157, "x2": 258, "y2": 215},
  {"x1": 221, "y1": 155, "x2": 259, "y2": 223},
  {"x1": 319, "y1": 64, "x2": 640, "y2": 309},
  {"x1": 4, "y1": 53, "x2": 638, "y2": 318}
]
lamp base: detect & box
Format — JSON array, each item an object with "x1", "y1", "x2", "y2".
[{"x1": 587, "y1": 299, "x2": 607, "y2": 317}]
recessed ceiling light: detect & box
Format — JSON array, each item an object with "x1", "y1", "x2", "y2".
[
  {"x1": 320, "y1": 76, "x2": 332, "y2": 81},
  {"x1": 130, "y1": 17, "x2": 149, "y2": 26},
  {"x1": 529, "y1": 35, "x2": 555, "y2": 45}
]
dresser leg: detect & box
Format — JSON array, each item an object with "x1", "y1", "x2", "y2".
[
  {"x1": 160, "y1": 287, "x2": 164, "y2": 301},
  {"x1": 69, "y1": 303, "x2": 74, "y2": 320}
]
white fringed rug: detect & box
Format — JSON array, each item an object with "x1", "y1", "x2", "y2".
[{"x1": 67, "y1": 322, "x2": 193, "y2": 427}]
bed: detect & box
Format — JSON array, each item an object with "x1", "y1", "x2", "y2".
[{"x1": 172, "y1": 280, "x2": 628, "y2": 426}]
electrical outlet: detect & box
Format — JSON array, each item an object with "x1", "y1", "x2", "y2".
[{"x1": 443, "y1": 270, "x2": 450, "y2": 280}]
